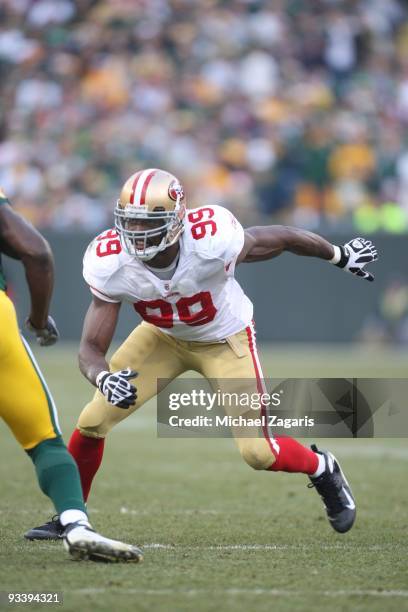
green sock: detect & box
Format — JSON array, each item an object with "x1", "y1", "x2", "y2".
[{"x1": 27, "y1": 436, "x2": 87, "y2": 515}]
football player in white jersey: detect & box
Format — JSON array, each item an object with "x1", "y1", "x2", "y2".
[{"x1": 26, "y1": 168, "x2": 378, "y2": 541}]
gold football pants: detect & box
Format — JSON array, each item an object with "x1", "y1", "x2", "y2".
[
  {"x1": 0, "y1": 291, "x2": 60, "y2": 449},
  {"x1": 77, "y1": 321, "x2": 278, "y2": 469}
]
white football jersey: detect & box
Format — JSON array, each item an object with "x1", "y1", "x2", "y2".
[{"x1": 83, "y1": 205, "x2": 253, "y2": 341}]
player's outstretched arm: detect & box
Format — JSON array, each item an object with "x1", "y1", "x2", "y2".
[
  {"x1": 0, "y1": 191, "x2": 59, "y2": 342},
  {"x1": 237, "y1": 225, "x2": 378, "y2": 281}
]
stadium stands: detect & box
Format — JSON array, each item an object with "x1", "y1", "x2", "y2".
[{"x1": 0, "y1": 0, "x2": 407, "y2": 231}]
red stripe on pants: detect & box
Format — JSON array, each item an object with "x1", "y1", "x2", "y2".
[{"x1": 245, "y1": 323, "x2": 279, "y2": 460}]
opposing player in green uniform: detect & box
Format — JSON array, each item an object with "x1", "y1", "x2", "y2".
[{"x1": 0, "y1": 188, "x2": 142, "y2": 563}]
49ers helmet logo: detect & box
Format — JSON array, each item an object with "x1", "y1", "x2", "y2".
[{"x1": 168, "y1": 180, "x2": 184, "y2": 202}]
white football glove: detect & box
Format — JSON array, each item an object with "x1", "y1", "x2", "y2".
[
  {"x1": 25, "y1": 315, "x2": 60, "y2": 346},
  {"x1": 96, "y1": 368, "x2": 137, "y2": 409},
  {"x1": 332, "y1": 238, "x2": 378, "y2": 282}
]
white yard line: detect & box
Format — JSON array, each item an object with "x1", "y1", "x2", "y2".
[
  {"x1": 72, "y1": 587, "x2": 408, "y2": 598},
  {"x1": 114, "y1": 421, "x2": 408, "y2": 457},
  {"x1": 321, "y1": 443, "x2": 408, "y2": 459},
  {"x1": 17, "y1": 541, "x2": 405, "y2": 554},
  {"x1": 142, "y1": 543, "x2": 405, "y2": 552},
  {"x1": 120, "y1": 507, "x2": 221, "y2": 515}
]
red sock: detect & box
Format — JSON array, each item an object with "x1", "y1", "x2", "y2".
[
  {"x1": 269, "y1": 436, "x2": 318, "y2": 475},
  {"x1": 68, "y1": 429, "x2": 105, "y2": 501}
]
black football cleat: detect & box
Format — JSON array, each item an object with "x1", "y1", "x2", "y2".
[
  {"x1": 24, "y1": 515, "x2": 64, "y2": 541},
  {"x1": 308, "y1": 444, "x2": 356, "y2": 533}
]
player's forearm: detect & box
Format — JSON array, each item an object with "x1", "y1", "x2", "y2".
[
  {"x1": 278, "y1": 226, "x2": 334, "y2": 259},
  {"x1": 78, "y1": 343, "x2": 110, "y2": 387},
  {"x1": 22, "y1": 247, "x2": 54, "y2": 329},
  {"x1": 78, "y1": 299, "x2": 120, "y2": 386},
  {"x1": 242, "y1": 226, "x2": 334, "y2": 262},
  {"x1": 0, "y1": 198, "x2": 55, "y2": 327}
]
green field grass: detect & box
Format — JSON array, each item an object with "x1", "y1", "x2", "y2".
[{"x1": 0, "y1": 343, "x2": 407, "y2": 612}]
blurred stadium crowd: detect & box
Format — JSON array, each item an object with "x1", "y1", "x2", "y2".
[{"x1": 1, "y1": 0, "x2": 408, "y2": 232}]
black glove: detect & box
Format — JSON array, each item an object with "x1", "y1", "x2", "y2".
[
  {"x1": 96, "y1": 368, "x2": 137, "y2": 409},
  {"x1": 25, "y1": 315, "x2": 60, "y2": 346}
]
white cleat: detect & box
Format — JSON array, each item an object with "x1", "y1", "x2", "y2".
[{"x1": 63, "y1": 520, "x2": 143, "y2": 563}]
